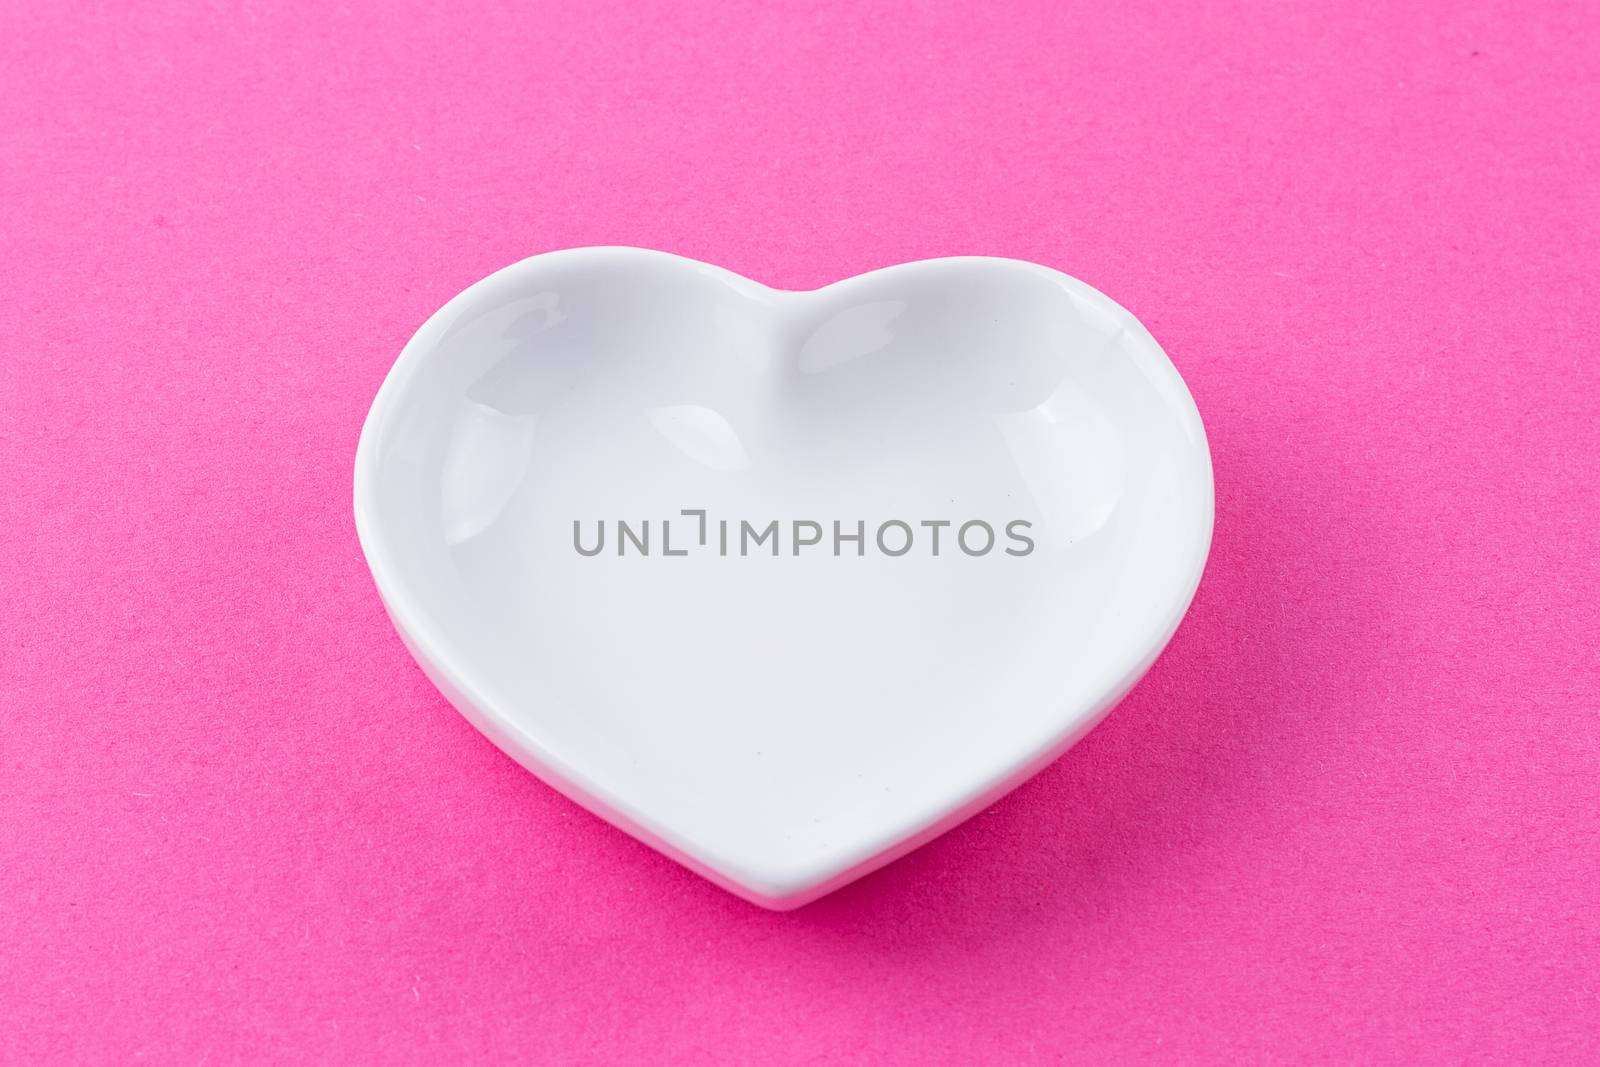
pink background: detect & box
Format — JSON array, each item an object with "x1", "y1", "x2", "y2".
[{"x1": 3, "y1": 0, "x2": 1598, "y2": 1062}]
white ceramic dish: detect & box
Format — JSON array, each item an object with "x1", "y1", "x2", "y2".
[{"x1": 354, "y1": 247, "x2": 1212, "y2": 908}]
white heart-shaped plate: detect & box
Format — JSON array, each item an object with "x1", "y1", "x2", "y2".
[{"x1": 354, "y1": 248, "x2": 1212, "y2": 908}]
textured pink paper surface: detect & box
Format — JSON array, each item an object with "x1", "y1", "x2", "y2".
[{"x1": 3, "y1": 1, "x2": 1598, "y2": 1062}]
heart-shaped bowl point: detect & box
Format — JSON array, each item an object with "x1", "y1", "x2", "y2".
[{"x1": 354, "y1": 247, "x2": 1213, "y2": 908}]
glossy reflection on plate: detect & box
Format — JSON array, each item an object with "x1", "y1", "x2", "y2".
[{"x1": 354, "y1": 247, "x2": 1213, "y2": 908}]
